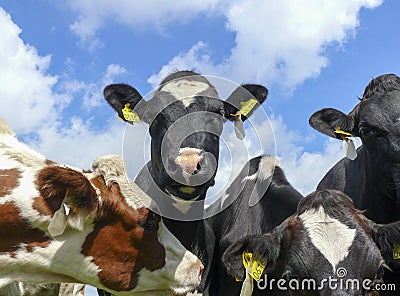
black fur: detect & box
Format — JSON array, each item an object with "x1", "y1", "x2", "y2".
[{"x1": 309, "y1": 73, "x2": 400, "y2": 295}]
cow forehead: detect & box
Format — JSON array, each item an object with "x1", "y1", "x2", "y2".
[
  {"x1": 158, "y1": 78, "x2": 219, "y2": 108},
  {"x1": 299, "y1": 205, "x2": 357, "y2": 272},
  {"x1": 358, "y1": 94, "x2": 400, "y2": 125}
]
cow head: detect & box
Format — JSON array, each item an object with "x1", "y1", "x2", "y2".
[
  {"x1": 33, "y1": 155, "x2": 203, "y2": 294},
  {"x1": 104, "y1": 70, "x2": 268, "y2": 200},
  {"x1": 309, "y1": 73, "x2": 400, "y2": 164},
  {"x1": 223, "y1": 190, "x2": 400, "y2": 295}
]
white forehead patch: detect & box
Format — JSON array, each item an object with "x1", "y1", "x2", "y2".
[
  {"x1": 299, "y1": 205, "x2": 356, "y2": 272},
  {"x1": 160, "y1": 79, "x2": 210, "y2": 107}
]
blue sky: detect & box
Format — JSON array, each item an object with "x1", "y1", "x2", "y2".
[
  {"x1": 1, "y1": 0, "x2": 399, "y2": 196},
  {"x1": 1, "y1": 1, "x2": 399, "y2": 295}
]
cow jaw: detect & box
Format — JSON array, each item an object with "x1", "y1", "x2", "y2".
[{"x1": 132, "y1": 228, "x2": 203, "y2": 295}]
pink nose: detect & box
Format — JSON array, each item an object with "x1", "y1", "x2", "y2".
[{"x1": 174, "y1": 148, "x2": 203, "y2": 181}]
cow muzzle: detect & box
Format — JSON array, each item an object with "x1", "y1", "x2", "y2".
[
  {"x1": 174, "y1": 148, "x2": 203, "y2": 183},
  {"x1": 165, "y1": 147, "x2": 217, "y2": 188}
]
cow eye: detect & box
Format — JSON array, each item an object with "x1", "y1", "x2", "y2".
[
  {"x1": 359, "y1": 124, "x2": 388, "y2": 138},
  {"x1": 140, "y1": 212, "x2": 160, "y2": 232},
  {"x1": 359, "y1": 126, "x2": 372, "y2": 135},
  {"x1": 359, "y1": 123, "x2": 377, "y2": 136}
]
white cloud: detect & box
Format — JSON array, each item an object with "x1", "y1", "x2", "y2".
[
  {"x1": 103, "y1": 64, "x2": 127, "y2": 85},
  {"x1": 0, "y1": 7, "x2": 134, "y2": 170},
  {"x1": 57, "y1": 64, "x2": 127, "y2": 110},
  {"x1": 0, "y1": 8, "x2": 59, "y2": 133},
  {"x1": 148, "y1": 0, "x2": 382, "y2": 90},
  {"x1": 28, "y1": 117, "x2": 126, "y2": 169},
  {"x1": 67, "y1": 0, "x2": 221, "y2": 50},
  {"x1": 83, "y1": 64, "x2": 127, "y2": 109}
]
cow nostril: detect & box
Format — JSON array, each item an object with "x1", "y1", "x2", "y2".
[{"x1": 193, "y1": 163, "x2": 201, "y2": 175}]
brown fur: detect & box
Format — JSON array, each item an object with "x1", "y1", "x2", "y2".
[
  {"x1": 0, "y1": 168, "x2": 22, "y2": 197},
  {"x1": 45, "y1": 159, "x2": 56, "y2": 166},
  {"x1": 0, "y1": 201, "x2": 51, "y2": 254},
  {"x1": 81, "y1": 176, "x2": 165, "y2": 291},
  {"x1": 32, "y1": 196, "x2": 55, "y2": 216},
  {"x1": 35, "y1": 166, "x2": 97, "y2": 214}
]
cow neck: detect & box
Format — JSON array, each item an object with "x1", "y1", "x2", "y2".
[{"x1": 360, "y1": 147, "x2": 400, "y2": 223}]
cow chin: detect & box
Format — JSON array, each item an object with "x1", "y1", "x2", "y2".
[{"x1": 165, "y1": 182, "x2": 210, "y2": 201}]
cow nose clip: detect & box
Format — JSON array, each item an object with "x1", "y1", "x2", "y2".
[{"x1": 174, "y1": 147, "x2": 203, "y2": 184}]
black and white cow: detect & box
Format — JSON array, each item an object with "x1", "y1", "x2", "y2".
[
  {"x1": 309, "y1": 73, "x2": 400, "y2": 293},
  {"x1": 223, "y1": 189, "x2": 400, "y2": 295},
  {"x1": 205, "y1": 155, "x2": 303, "y2": 295},
  {"x1": 103, "y1": 70, "x2": 268, "y2": 292}
]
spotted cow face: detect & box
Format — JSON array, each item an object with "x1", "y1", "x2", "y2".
[
  {"x1": 104, "y1": 70, "x2": 268, "y2": 201},
  {"x1": 223, "y1": 190, "x2": 400, "y2": 295}
]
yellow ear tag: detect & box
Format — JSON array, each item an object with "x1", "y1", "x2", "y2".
[
  {"x1": 239, "y1": 98, "x2": 258, "y2": 117},
  {"x1": 121, "y1": 103, "x2": 140, "y2": 123},
  {"x1": 334, "y1": 127, "x2": 353, "y2": 139},
  {"x1": 335, "y1": 128, "x2": 357, "y2": 160},
  {"x1": 393, "y1": 244, "x2": 400, "y2": 259},
  {"x1": 242, "y1": 251, "x2": 267, "y2": 281}
]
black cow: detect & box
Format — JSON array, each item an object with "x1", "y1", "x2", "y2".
[
  {"x1": 103, "y1": 70, "x2": 268, "y2": 292},
  {"x1": 224, "y1": 189, "x2": 400, "y2": 295},
  {"x1": 206, "y1": 155, "x2": 303, "y2": 295},
  {"x1": 309, "y1": 73, "x2": 400, "y2": 294}
]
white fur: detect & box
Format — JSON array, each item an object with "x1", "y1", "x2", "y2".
[
  {"x1": 0, "y1": 117, "x2": 15, "y2": 137},
  {"x1": 166, "y1": 190, "x2": 200, "y2": 214},
  {"x1": 220, "y1": 156, "x2": 279, "y2": 208},
  {"x1": 160, "y1": 79, "x2": 210, "y2": 107},
  {"x1": 300, "y1": 206, "x2": 356, "y2": 272},
  {"x1": 242, "y1": 156, "x2": 278, "y2": 184},
  {"x1": 132, "y1": 225, "x2": 202, "y2": 295},
  {"x1": 258, "y1": 156, "x2": 279, "y2": 181},
  {"x1": 90, "y1": 154, "x2": 153, "y2": 209},
  {"x1": 178, "y1": 147, "x2": 202, "y2": 155}
]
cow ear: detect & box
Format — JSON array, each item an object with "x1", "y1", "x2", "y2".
[
  {"x1": 223, "y1": 84, "x2": 268, "y2": 140},
  {"x1": 104, "y1": 83, "x2": 147, "y2": 124},
  {"x1": 366, "y1": 218, "x2": 400, "y2": 265},
  {"x1": 36, "y1": 166, "x2": 98, "y2": 236},
  {"x1": 222, "y1": 232, "x2": 282, "y2": 281},
  {"x1": 224, "y1": 84, "x2": 268, "y2": 122},
  {"x1": 309, "y1": 108, "x2": 357, "y2": 139}
]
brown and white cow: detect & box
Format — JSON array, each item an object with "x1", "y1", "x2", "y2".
[{"x1": 0, "y1": 118, "x2": 203, "y2": 295}]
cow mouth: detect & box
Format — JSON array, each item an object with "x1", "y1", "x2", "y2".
[{"x1": 164, "y1": 184, "x2": 203, "y2": 200}]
